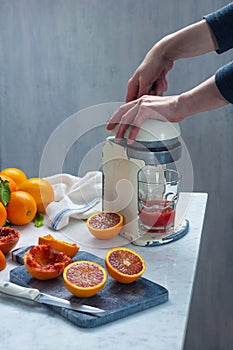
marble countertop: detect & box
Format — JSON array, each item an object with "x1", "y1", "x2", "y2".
[{"x1": 0, "y1": 192, "x2": 207, "y2": 350}]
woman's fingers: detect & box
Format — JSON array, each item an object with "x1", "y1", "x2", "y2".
[
  {"x1": 106, "y1": 101, "x2": 136, "y2": 130},
  {"x1": 126, "y1": 76, "x2": 140, "y2": 102},
  {"x1": 115, "y1": 100, "x2": 151, "y2": 143},
  {"x1": 106, "y1": 94, "x2": 181, "y2": 143},
  {"x1": 114, "y1": 103, "x2": 140, "y2": 141}
]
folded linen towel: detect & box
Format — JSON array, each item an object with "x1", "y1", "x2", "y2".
[{"x1": 45, "y1": 171, "x2": 102, "y2": 230}]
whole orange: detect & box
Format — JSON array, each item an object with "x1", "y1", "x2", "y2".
[
  {"x1": 19, "y1": 178, "x2": 54, "y2": 213},
  {"x1": 0, "y1": 174, "x2": 18, "y2": 192},
  {"x1": 0, "y1": 250, "x2": 6, "y2": 271},
  {"x1": 0, "y1": 203, "x2": 7, "y2": 226},
  {"x1": 6, "y1": 191, "x2": 37, "y2": 225},
  {"x1": 0, "y1": 168, "x2": 27, "y2": 187}
]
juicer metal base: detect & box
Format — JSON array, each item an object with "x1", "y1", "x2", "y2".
[{"x1": 131, "y1": 219, "x2": 190, "y2": 247}]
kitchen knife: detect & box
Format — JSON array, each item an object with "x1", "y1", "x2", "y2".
[{"x1": 0, "y1": 281, "x2": 105, "y2": 316}]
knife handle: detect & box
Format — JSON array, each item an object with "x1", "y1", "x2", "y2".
[{"x1": 0, "y1": 281, "x2": 40, "y2": 301}]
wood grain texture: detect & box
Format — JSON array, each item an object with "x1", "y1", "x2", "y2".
[{"x1": 0, "y1": 0, "x2": 232, "y2": 347}]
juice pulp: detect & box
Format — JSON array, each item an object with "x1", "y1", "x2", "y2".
[{"x1": 139, "y1": 199, "x2": 175, "y2": 230}]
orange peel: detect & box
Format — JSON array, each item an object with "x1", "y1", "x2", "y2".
[
  {"x1": 24, "y1": 245, "x2": 72, "y2": 280},
  {"x1": 0, "y1": 227, "x2": 20, "y2": 254},
  {"x1": 38, "y1": 234, "x2": 79, "y2": 258}
]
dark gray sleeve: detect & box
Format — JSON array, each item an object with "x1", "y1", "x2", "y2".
[
  {"x1": 204, "y1": 2, "x2": 233, "y2": 54},
  {"x1": 215, "y1": 61, "x2": 233, "y2": 103}
]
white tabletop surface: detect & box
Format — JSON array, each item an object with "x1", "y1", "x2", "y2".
[{"x1": 0, "y1": 192, "x2": 207, "y2": 350}]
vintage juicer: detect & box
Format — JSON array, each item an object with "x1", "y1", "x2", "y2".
[{"x1": 102, "y1": 119, "x2": 189, "y2": 246}]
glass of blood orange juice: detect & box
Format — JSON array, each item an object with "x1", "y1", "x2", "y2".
[{"x1": 138, "y1": 167, "x2": 181, "y2": 236}]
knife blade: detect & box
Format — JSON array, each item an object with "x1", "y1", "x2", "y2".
[{"x1": 0, "y1": 281, "x2": 105, "y2": 316}]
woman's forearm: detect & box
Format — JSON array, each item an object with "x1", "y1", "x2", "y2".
[
  {"x1": 177, "y1": 75, "x2": 229, "y2": 118},
  {"x1": 160, "y1": 19, "x2": 219, "y2": 62},
  {"x1": 128, "y1": 19, "x2": 219, "y2": 100}
]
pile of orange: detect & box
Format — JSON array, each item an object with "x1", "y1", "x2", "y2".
[{"x1": 0, "y1": 167, "x2": 54, "y2": 226}]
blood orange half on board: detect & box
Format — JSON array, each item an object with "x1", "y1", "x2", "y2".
[
  {"x1": 105, "y1": 247, "x2": 146, "y2": 284},
  {"x1": 63, "y1": 261, "x2": 107, "y2": 298}
]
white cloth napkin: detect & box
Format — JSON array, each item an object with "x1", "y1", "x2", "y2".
[{"x1": 45, "y1": 171, "x2": 102, "y2": 230}]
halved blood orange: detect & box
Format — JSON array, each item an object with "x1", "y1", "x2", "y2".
[
  {"x1": 86, "y1": 211, "x2": 124, "y2": 239},
  {"x1": 24, "y1": 245, "x2": 72, "y2": 280},
  {"x1": 0, "y1": 227, "x2": 20, "y2": 254},
  {"x1": 105, "y1": 247, "x2": 146, "y2": 284},
  {"x1": 63, "y1": 261, "x2": 107, "y2": 298},
  {"x1": 38, "y1": 234, "x2": 80, "y2": 258}
]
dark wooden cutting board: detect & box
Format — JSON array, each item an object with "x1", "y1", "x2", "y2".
[{"x1": 9, "y1": 248, "x2": 168, "y2": 328}]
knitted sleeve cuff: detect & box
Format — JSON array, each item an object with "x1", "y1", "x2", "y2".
[
  {"x1": 204, "y1": 2, "x2": 233, "y2": 54},
  {"x1": 215, "y1": 61, "x2": 233, "y2": 103}
]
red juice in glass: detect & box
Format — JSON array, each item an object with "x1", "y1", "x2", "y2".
[
  {"x1": 139, "y1": 199, "x2": 175, "y2": 233},
  {"x1": 138, "y1": 167, "x2": 180, "y2": 236}
]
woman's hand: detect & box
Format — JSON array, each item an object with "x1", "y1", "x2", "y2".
[
  {"x1": 126, "y1": 54, "x2": 174, "y2": 102},
  {"x1": 125, "y1": 19, "x2": 218, "y2": 103},
  {"x1": 106, "y1": 94, "x2": 184, "y2": 144},
  {"x1": 106, "y1": 76, "x2": 228, "y2": 143},
  {"x1": 106, "y1": 20, "x2": 225, "y2": 143}
]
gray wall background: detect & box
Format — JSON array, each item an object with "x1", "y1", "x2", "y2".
[{"x1": 0, "y1": 0, "x2": 232, "y2": 348}]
